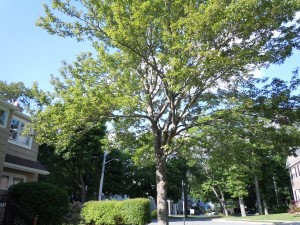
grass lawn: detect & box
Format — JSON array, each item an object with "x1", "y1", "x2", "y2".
[{"x1": 225, "y1": 213, "x2": 300, "y2": 222}]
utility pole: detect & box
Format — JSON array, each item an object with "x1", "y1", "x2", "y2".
[{"x1": 98, "y1": 150, "x2": 108, "y2": 200}]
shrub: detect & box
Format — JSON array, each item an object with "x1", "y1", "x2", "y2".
[
  {"x1": 151, "y1": 210, "x2": 157, "y2": 219},
  {"x1": 120, "y1": 198, "x2": 151, "y2": 225},
  {"x1": 288, "y1": 201, "x2": 300, "y2": 214},
  {"x1": 271, "y1": 205, "x2": 288, "y2": 214},
  {"x1": 9, "y1": 182, "x2": 69, "y2": 225},
  {"x1": 81, "y1": 201, "x2": 121, "y2": 225},
  {"x1": 81, "y1": 198, "x2": 151, "y2": 225},
  {"x1": 205, "y1": 208, "x2": 212, "y2": 213},
  {"x1": 64, "y1": 201, "x2": 83, "y2": 225}
]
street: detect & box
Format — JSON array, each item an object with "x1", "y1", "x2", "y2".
[{"x1": 149, "y1": 217, "x2": 300, "y2": 225}]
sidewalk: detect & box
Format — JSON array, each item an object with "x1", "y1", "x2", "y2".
[
  {"x1": 149, "y1": 216, "x2": 300, "y2": 225},
  {"x1": 212, "y1": 218, "x2": 300, "y2": 225}
]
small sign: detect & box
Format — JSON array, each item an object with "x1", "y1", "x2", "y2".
[{"x1": 190, "y1": 209, "x2": 195, "y2": 215}]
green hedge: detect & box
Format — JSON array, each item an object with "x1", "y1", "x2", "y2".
[
  {"x1": 81, "y1": 201, "x2": 121, "y2": 225},
  {"x1": 119, "y1": 198, "x2": 151, "y2": 225},
  {"x1": 81, "y1": 198, "x2": 151, "y2": 225},
  {"x1": 9, "y1": 182, "x2": 69, "y2": 225}
]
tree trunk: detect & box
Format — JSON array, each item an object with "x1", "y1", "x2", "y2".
[
  {"x1": 254, "y1": 175, "x2": 263, "y2": 215},
  {"x1": 220, "y1": 192, "x2": 229, "y2": 216},
  {"x1": 239, "y1": 196, "x2": 247, "y2": 217},
  {"x1": 273, "y1": 176, "x2": 279, "y2": 206},
  {"x1": 156, "y1": 153, "x2": 168, "y2": 225},
  {"x1": 211, "y1": 187, "x2": 228, "y2": 216},
  {"x1": 154, "y1": 128, "x2": 168, "y2": 225},
  {"x1": 263, "y1": 199, "x2": 269, "y2": 215}
]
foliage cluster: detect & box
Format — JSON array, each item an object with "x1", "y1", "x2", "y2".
[
  {"x1": 37, "y1": 120, "x2": 106, "y2": 203},
  {"x1": 151, "y1": 210, "x2": 157, "y2": 219},
  {"x1": 81, "y1": 198, "x2": 151, "y2": 225},
  {"x1": 0, "y1": 80, "x2": 49, "y2": 112},
  {"x1": 9, "y1": 182, "x2": 69, "y2": 225},
  {"x1": 271, "y1": 205, "x2": 289, "y2": 214}
]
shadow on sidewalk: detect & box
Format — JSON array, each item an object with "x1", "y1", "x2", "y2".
[{"x1": 151, "y1": 216, "x2": 222, "y2": 223}]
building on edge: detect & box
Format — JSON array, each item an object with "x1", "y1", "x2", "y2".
[
  {"x1": 0, "y1": 99, "x2": 49, "y2": 193},
  {"x1": 287, "y1": 149, "x2": 300, "y2": 207}
]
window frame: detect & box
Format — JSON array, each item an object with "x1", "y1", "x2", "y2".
[
  {"x1": 0, "y1": 106, "x2": 8, "y2": 129},
  {"x1": 292, "y1": 167, "x2": 298, "y2": 179},
  {"x1": 8, "y1": 116, "x2": 33, "y2": 149},
  {"x1": 0, "y1": 172, "x2": 26, "y2": 191}
]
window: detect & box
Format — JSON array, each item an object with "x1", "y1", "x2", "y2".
[
  {"x1": 295, "y1": 189, "x2": 300, "y2": 201},
  {"x1": 8, "y1": 117, "x2": 32, "y2": 148},
  {"x1": 0, "y1": 107, "x2": 8, "y2": 128},
  {"x1": 0, "y1": 176, "x2": 9, "y2": 190},
  {"x1": 0, "y1": 174, "x2": 24, "y2": 190},
  {"x1": 291, "y1": 167, "x2": 297, "y2": 179}
]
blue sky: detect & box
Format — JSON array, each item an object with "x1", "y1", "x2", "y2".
[
  {"x1": 0, "y1": 1, "x2": 299, "y2": 92},
  {"x1": 0, "y1": 0, "x2": 93, "y2": 91}
]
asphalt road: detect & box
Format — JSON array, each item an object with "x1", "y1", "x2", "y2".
[{"x1": 149, "y1": 217, "x2": 300, "y2": 225}]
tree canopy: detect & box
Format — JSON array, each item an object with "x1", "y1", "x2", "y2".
[{"x1": 34, "y1": 1, "x2": 300, "y2": 224}]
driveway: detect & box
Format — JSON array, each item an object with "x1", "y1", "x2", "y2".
[{"x1": 149, "y1": 217, "x2": 300, "y2": 225}]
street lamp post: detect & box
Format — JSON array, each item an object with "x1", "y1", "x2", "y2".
[
  {"x1": 98, "y1": 151, "x2": 119, "y2": 201},
  {"x1": 98, "y1": 150, "x2": 108, "y2": 201}
]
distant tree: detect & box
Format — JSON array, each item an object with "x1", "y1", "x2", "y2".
[
  {"x1": 188, "y1": 76, "x2": 300, "y2": 216},
  {"x1": 256, "y1": 154, "x2": 292, "y2": 214},
  {"x1": 0, "y1": 81, "x2": 28, "y2": 103},
  {"x1": 123, "y1": 160, "x2": 157, "y2": 199},
  {"x1": 225, "y1": 165, "x2": 250, "y2": 217},
  {"x1": 0, "y1": 80, "x2": 49, "y2": 112},
  {"x1": 166, "y1": 157, "x2": 190, "y2": 202},
  {"x1": 38, "y1": 121, "x2": 106, "y2": 203}
]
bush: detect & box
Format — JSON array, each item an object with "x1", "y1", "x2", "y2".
[
  {"x1": 64, "y1": 201, "x2": 83, "y2": 225},
  {"x1": 81, "y1": 201, "x2": 121, "y2": 225},
  {"x1": 81, "y1": 198, "x2": 151, "y2": 225},
  {"x1": 288, "y1": 201, "x2": 300, "y2": 214},
  {"x1": 9, "y1": 182, "x2": 69, "y2": 225},
  {"x1": 151, "y1": 210, "x2": 157, "y2": 219},
  {"x1": 271, "y1": 205, "x2": 288, "y2": 214},
  {"x1": 120, "y1": 198, "x2": 151, "y2": 225}
]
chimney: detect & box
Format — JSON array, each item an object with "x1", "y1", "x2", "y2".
[{"x1": 13, "y1": 101, "x2": 23, "y2": 111}]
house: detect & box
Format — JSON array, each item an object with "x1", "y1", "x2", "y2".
[
  {"x1": 286, "y1": 149, "x2": 300, "y2": 206},
  {"x1": 0, "y1": 99, "x2": 49, "y2": 193},
  {"x1": 167, "y1": 198, "x2": 216, "y2": 215}
]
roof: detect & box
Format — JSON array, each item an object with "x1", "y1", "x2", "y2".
[
  {"x1": 0, "y1": 99, "x2": 31, "y2": 121},
  {"x1": 4, "y1": 154, "x2": 49, "y2": 175},
  {"x1": 286, "y1": 149, "x2": 300, "y2": 168},
  {"x1": 0, "y1": 99, "x2": 20, "y2": 111}
]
